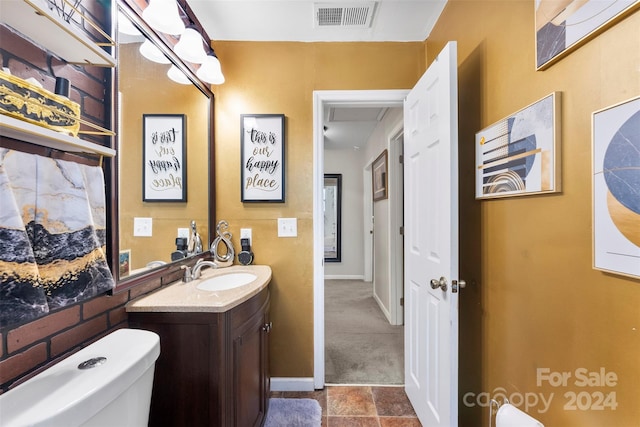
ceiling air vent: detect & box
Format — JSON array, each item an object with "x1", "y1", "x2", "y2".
[{"x1": 314, "y1": 2, "x2": 377, "y2": 28}]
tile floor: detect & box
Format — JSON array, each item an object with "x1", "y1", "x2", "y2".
[{"x1": 271, "y1": 385, "x2": 422, "y2": 426}]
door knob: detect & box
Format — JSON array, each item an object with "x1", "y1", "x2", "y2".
[
  {"x1": 452, "y1": 279, "x2": 466, "y2": 293},
  {"x1": 430, "y1": 276, "x2": 448, "y2": 292}
]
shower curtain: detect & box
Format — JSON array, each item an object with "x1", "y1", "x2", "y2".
[{"x1": 0, "y1": 148, "x2": 114, "y2": 327}]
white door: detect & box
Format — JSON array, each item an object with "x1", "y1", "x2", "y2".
[{"x1": 404, "y1": 41, "x2": 459, "y2": 426}]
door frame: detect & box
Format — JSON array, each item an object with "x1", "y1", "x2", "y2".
[
  {"x1": 363, "y1": 165, "x2": 373, "y2": 283},
  {"x1": 313, "y1": 89, "x2": 409, "y2": 388},
  {"x1": 388, "y1": 127, "x2": 405, "y2": 326}
]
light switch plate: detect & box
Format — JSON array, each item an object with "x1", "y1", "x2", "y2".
[
  {"x1": 133, "y1": 217, "x2": 152, "y2": 237},
  {"x1": 177, "y1": 228, "x2": 190, "y2": 238},
  {"x1": 277, "y1": 218, "x2": 297, "y2": 237}
]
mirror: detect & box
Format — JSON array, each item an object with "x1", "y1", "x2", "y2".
[
  {"x1": 115, "y1": 5, "x2": 212, "y2": 281},
  {"x1": 324, "y1": 174, "x2": 341, "y2": 262}
]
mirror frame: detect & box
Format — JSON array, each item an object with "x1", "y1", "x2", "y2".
[
  {"x1": 108, "y1": 1, "x2": 215, "y2": 292},
  {"x1": 324, "y1": 174, "x2": 342, "y2": 263}
]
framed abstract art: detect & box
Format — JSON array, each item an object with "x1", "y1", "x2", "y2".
[
  {"x1": 475, "y1": 92, "x2": 561, "y2": 199},
  {"x1": 592, "y1": 96, "x2": 640, "y2": 279},
  {"x1": 535, "y1": 0, "x2": 639, "y2": 70}
]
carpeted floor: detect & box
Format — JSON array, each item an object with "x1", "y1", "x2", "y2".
[{"x1": 324, "y1": 279, "x2": 404, "y2": 385}]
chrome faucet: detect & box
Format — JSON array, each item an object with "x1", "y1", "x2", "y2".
[{"x1": 182, "y1": 259, "x2": 218, "y2": 282}]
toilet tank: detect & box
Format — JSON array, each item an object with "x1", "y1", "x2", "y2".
[{"x1": 0, "y1": 328, "x2": 160, "y2": 427}]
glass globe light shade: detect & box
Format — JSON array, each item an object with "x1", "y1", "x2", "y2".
[
  {"x1": 139, "y1": 39, "x2": 171, "y2": 64},
  {"x1": 196, "y1": 54, "x2": 225, "y2": 85},
  {"x1": 167, "y1": 65, "x2": 191, "y2": 85},
  {"x1": 174, "y1": 27, "x2": 207, "y2": 64},
  {"x1": 142, "y1": 0, "x2": 185, "y2": 36}
]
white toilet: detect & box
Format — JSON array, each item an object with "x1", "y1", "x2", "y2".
[{"x1": 0, "y1": 328, "x2": 160, "y2": 427}]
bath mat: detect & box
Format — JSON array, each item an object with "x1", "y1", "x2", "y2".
[{"x1": 264, "y1": 398, "x2": 322, "y2": 427}]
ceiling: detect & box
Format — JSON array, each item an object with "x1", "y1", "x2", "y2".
[
  {"x1": 187, "y1": 0, "x2": 447, "y2": 150},
  {"x1": 189, "y1": 0, "x2": 448, "y2": 42},
  {"x1": 323, "y1": 106, "x2": 398, "y2": 151}
]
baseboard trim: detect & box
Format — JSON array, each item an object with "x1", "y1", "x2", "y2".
[
  {"x1": 373, "y1": 291, "x2": 393, "y2": 324},
  {"x1": 270, "y1": 377, "x2": 316, "y2": 392},
  {"x1": 324, "y1": 275, "x2": 365, "y2": 280}
]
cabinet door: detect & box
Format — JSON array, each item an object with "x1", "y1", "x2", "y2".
[
  {"x1": 129, "y1": 312, "x2": 222, "y2": 427},
  {"x1": 232, "y1": 298, "x2": 270, "y2": 427}
]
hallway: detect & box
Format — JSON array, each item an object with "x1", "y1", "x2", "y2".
[{"x1": 324, "y1": 279, "x2": 404, "y2": 385}]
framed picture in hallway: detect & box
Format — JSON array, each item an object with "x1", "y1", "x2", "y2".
[
  {"x1": 372, "y1": 149, "x2": 388, "y2": 201},
  {"x1": 475, "y1": 92, "x2": 561, "y2": 200},
  {"x1": 241, "y1": 114, "x2": 285, "y2": 202},
  {"x1": 592, "y1": 96, "x2": 640, "y2": 279},
  {"x1": 535, "y1": 0, "x2": 639, "y2": 70}
]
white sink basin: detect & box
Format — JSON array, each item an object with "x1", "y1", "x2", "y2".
[{"x1": 196, "y1": 272, "x2": 257, "y2": 291}]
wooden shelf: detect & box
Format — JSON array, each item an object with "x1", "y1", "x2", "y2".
[
  {"x1": 1, "y1": 114, "x2": 115, "y2": 157},
  {"x1": 0, "y1": 0, "x2": 116, "y2": 67}
]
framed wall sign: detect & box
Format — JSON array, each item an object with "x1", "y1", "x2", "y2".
[
  {"x1": 142, "y1": 114, "x2": 186, "y2": 202},
  {"x1": 475, "y1": 92, "x2": 561, "y2": 199},
  {"x1": 241, "y1": 114, "x2": 285, "y2": 202},
  {"x1": 372, "y1": 149, "x2": 388, "y2": 201},
  {"x1": 592, "y1": 96, "x2": 640, "y2": 279}
]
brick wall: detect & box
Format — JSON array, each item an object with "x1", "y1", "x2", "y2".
[
  {"x1": 0, "y1": 0, "x2": 161, "y2": 393},
  {"x1": 0, "y1": 25, "x2": 110, "y2": 148},
  {"x1": 0, "y1": 0, "x2": 208, "y2": 393},
  {"x1": 0, "y1": 277, "x2": 165, "y2": 391}
]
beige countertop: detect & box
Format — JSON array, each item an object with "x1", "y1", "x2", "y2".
[{"x1": 126, "y1": 264, "x2": 271, "y2": 313}]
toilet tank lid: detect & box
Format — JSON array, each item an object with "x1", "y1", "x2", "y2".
[{"x1": 0, "y1": 328, "x2": 160, "y2": 427}]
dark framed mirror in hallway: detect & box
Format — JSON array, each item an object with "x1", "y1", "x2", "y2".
[{"x1": 324, "y1": 174, "x2": 342, "y2": 262}]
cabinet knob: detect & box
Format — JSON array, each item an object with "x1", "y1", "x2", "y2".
[{"x1": 262, "y1": 322, "x2": 273, "y2": 333}]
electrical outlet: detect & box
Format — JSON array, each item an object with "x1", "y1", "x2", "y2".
[
  {"x1": 133, "y1": 217, "x2": 152, "y2": 237},
  {"x1": 240, "y1": 228, "x2": 252, "y2": 244},
  {"x1": 277, "y1": 218, "x2": 297, "y2": 237},
  {"x1": 177, "y1": 228, "x2": 190, "y2": 238}
]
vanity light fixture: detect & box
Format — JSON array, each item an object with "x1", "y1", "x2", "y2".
[
  {"x1": 196, "y1": 53, "x2": 225, "y2": 85},
  {"x1": 139, "y1": 39, "x2": 171, "y2": 64},
  {"x1": 167, "y1": 64, "x2": 191, "y2": 85},
  {"x1": 174, "y1": 27, "x2": 207, "y2": 64},
  {"x1": 142, "y1": 0, "x2": 185, "y2": 36}
]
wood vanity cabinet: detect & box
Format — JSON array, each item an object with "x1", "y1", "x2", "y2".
[{"x1": 128, "y1": 287, "x2": 270, "y2": 427}]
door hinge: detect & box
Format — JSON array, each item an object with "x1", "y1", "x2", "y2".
[
  {"x1": 399, "y1": 226, "x2": 404, "y2": 235},
  {"x1": 400, "y1": 297, "x2": 404, "y2": 306},
  {"x1": 399, "y1": 154, "x2": 403, "y2": 164}
]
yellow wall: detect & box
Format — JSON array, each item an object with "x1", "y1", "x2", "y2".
[
  {"x1": 429, "y1": 2, "x2": 639, "y2": 426},
  {"x1": 211, "y1": 42, "x2": 424, "y2": 376},
  {"x1": 119, "y1": 44, "x2": 209, "y2": 273},
  {"x1": 211, "y1": 3, "x2": 640, "y2": 424}
]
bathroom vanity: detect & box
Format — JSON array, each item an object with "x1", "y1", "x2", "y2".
[{"x1": 126, "y1": 265, "x2": 271, "y2": 427}]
